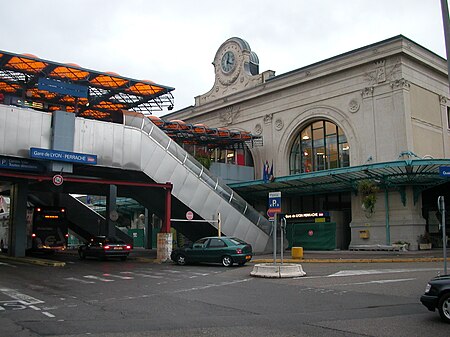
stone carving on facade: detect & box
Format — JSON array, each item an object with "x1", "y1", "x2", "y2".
[
  {"x1": 365, "y1": 59, "x2": 401, "y2": 86},
  {"x1": 254, "y1": 123, "x2": 262, "y2": 135},
  {"x1": 375, "y1": 60, "x2": 386, "y2": 83},
  {"x1": 348, "y1": 99, "x2": 360, "y2": 113},
  {"x1": 219, "y1": 105, "x2": 240, "y2": 125},
  {"x1": 263, "y1": 113, "x2": 273, "y2": 124},
  {"x1": 274, "y1": 118, "x2": 284, "y2": 131},
  {"x1": 361, "y1": 87, "x2": 374, "y2": 98},
  {"x1": 390, "y1": 78, "x2": 410, "y2": 90},
  {"x1": 440, "y1": 95, "x2": 448, "y2": 105}
]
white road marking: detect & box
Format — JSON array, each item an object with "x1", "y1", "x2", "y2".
[
  {"x1": 173, "y1": 278, "x2": 253, "y2": 293},
  {"x1": 0, "y1": 288, "x2": 44, "y2": 304},
  {"x1": 328, "y1": 268, "x2": 440, "y2": 277},
  {"x1": 335, "y1": 278, "x2": 416, "y2": 286},
  {"x1": 295, "y1": 267, "x2": 440, "y2": 279},
  {"x1": 102, "y1": 273, "x2": 134, "y2": 280},
  {"x1": 83, "y1": 275, "x2": 114, "y2": 282},
  {"x1": 0, "y1": 262, "x2": 16, "y2": 268},
  {"x1": 120, "y1": 271, "x2": 163, "y2": 279},
  {"x1": 42, "y1": 311, "x2": 55, "y2": 318},
  {"x1": 64, "y1": 277, "x2": 95, "y2": 284},
  {"x1": 29, "y1": 305, "x2": 41, "y2": 311}
]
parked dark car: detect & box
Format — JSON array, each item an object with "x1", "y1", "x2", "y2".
[
  {"x1": 171, "y1": 236, "x2": 252, "y2": 267},
  {"x1": 78, "y1": 236, "x2": 132, "y2": 261},
  {"x1": 420, "y1": 274, "x2": 450, "y2": 323}
]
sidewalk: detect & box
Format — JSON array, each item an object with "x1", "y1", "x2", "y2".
[{"x1": 0, "y1": 247, "x2": 447, "y2": 267}]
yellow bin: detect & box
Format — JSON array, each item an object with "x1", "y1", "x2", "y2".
[{"x1": 292, "y1": 247, "x2": 304, "y2": 259}]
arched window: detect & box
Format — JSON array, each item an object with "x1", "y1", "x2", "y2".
[{"x1": 290, "y1": 120, "x2": 349, "y2": 174}]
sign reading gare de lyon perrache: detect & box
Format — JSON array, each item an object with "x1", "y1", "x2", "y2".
[{"x1": 30, "y1": 148, "x2": 97, "y2": 165}]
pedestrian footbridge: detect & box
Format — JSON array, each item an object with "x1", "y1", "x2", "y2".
[{"x1": 0, "y1": 105, "x2": 271, "y2": 253}]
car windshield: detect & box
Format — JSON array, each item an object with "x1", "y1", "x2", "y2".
[{"x1": 229, "y1": 238, "x2": 247, "y2": 245}]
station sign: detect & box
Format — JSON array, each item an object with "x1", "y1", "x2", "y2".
[
  {"x1": 38, "y1": 77, "x2": 88, "y2": 98},
  {"x1": 0, "y1": 155, "x2": 44, "y2": 172},
  {"x1": 439, "y1": 166, "x2": 450, "y2": 177},
  {"x1": 30, "y1": 148, "x2": 97, "y2": 165}
]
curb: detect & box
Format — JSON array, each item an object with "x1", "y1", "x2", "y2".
[
  {"x1": 252, "y1": 257, "x2": 447, "y2": 264},
  {"x1": 0, "y1": 255, "x2": 65, "y2": 267}
]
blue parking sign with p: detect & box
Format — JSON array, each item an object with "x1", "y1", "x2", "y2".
[{"x1": 268, "y1": 191, "x2": 281, "y2": 214}]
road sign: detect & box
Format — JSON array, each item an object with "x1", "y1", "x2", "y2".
[
  {"x1": 186, "y1": 211, "x2": 194, "y2": 220},
  {"x1": 268, "y1": 192, "x2": 281, "y2": 220},
  {"x1": 52, "y1": 174, "x2": 63, "y2": 186},
  {"x1": 439, "y1": 166, "x2": 450, "y2": 177}
]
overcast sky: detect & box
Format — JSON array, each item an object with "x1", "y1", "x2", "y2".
[{"x1": 0, "y1": 0, "x2": 447, "y2": 116}]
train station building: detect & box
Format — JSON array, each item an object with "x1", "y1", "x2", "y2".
[
  {"x1": 164, "y1": 36, "x2": 450, "y2": 251},
  {"x1": 0, "y1": 35, "x2": 449, "y2": 257}
]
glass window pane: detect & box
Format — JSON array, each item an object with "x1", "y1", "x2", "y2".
[
  {"x1": 312, "y1": 121, "x2": 323, "y2": 130},
  {"x1": 339, "y1": 142, "x2": 350, "y2": 167},
  {"x1": 302, "y1": 143, "x2": 312, "y2": 172},
  {"x1": 325, "y1": 121, "x2": 337, "y2": 136},
  {"x1": 314, "y1": 147, "x2": 326, "y2": 171},
  {"x1": 290, "y1": 120, "x2": 349, "y2": 173},
  {"x1": 327, "y1": 135, "x2": 338, "y2": 169}
]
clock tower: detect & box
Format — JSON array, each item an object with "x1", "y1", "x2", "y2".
[{"x1": 195, "y1": 37, "x2": 274, "y2": 106}]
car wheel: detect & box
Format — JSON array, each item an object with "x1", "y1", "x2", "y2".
[
  {"x1": 176, "y1": 254, "x2": 186, "y2": 266},
  {"x1": 78, "y1": 250, "x2": 85, "y2": 260},
  {"x1": 438, "y1": 292, "x2": 450, "y2": 323},
  {"x1": 222, "y1": 255, "x2": 233, "y2": 267}
]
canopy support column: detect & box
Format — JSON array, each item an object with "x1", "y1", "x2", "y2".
[{"x1": 384, "y1": 187, "x2": 391, "y2": 245}]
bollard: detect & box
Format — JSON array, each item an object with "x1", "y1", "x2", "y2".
[{"x1": 292, "y1": 247, "x2": 303, "y2": 259}]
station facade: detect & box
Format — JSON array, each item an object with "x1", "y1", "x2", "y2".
[{"x1": 165, "y1": 36, "x2": 450, "y2": 250}]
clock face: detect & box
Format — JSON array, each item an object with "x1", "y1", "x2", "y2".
[{"x1": 221, "y1": 51, "x2": 236, "y2": 73}]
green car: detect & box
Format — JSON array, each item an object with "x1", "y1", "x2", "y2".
[{"x1": 171, "y1": 236, "x2": 253, "y2": 267}]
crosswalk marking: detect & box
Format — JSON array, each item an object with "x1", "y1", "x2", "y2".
[{"x1": 63, "y1": 268, "x2": 218, "y2": 284}]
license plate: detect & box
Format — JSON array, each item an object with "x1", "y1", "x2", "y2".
[
  {"x1": 114, "y1": 247, "x2": 123, "y2": 250},
  {"x1": 245, "y1": 255, "x2": 251, "y2": 260}
]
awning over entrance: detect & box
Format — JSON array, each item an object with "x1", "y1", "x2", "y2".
[{"x1": 229, "y1": 159, "x2": 450, "y2": 199}]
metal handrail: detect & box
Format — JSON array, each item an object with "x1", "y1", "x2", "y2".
[{"x1": 124, "y1": 114, "x2": 270, "y2": 234}]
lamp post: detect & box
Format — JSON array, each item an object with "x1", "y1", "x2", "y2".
[{"x1": 441, "y1": 0, "x2": 450, "y2": 90}]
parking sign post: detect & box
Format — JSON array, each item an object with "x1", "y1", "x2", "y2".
[{"x1": 438, "y1": 196, "x2": 447, "y2": 275}]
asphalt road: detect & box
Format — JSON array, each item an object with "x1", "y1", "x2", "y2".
[{"x1": 0, "y1": 254, "x2": 449, "y2": 337}]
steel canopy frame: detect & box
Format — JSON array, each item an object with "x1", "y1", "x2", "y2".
[
  {"x1": 229, "y1": 159, "x2": 450, "y2": 198},
  {"x1": 0, "y1": 50, "x2": 175, "y2": 121}
]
